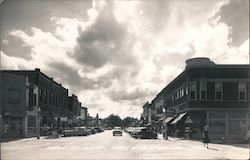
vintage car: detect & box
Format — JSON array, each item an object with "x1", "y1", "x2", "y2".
[
  {"x1": 61, "y1": 127, "x2": 91, "y2": 137},
  {"x1": 130, "y1": 127, "x2": 157, "y2": 139},
  {"x1": 113, "y1": 127, "x2": 123, "y2": 136}
]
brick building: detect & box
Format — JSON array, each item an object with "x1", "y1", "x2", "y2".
[
  {"x1": 145, "y1": 58, "x2": 249, "y2": 142},
  {"x1": 0, "y1": 69, "x2": 84, "y2": 138}
]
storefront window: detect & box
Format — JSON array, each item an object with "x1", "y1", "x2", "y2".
[
  {"x1": 228, "y1": 120, "x2": 245, "y2": 135},
  {"x1": 209, "y1": 120, "x2": 226, "y2": 135},
  {"x1": 27, "y1": 116, "x2": 36, "y2": 133},
  {"x1": 228, "y1": 111, "x2": 246, "y2": 119}
]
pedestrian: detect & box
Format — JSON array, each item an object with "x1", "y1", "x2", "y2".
[{"x1": 202, "y1": 125, "x2": 209, "y2": 148}]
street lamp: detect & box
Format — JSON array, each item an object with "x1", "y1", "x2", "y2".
[
  {"x1": 162, "y1": 107, "x2": 168, "y2": 140},
  {"x1": 37, "y1": 107, "x2": 41, "y2": 139}
]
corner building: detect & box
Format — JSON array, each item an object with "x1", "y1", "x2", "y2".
[
  {"x1": 0, "y1": 69, "x2": 80, "y2": 138},
  {"x1": 153, "y1": 58, "x2": 249, "y2": 142}
]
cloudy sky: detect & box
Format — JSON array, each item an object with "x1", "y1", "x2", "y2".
[{"x1": 0, "y1": 0, "x2": 249, "y2": 118}]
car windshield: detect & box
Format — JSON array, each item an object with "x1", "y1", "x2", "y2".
[{"x1": 114, "y1": 127, "x2": 122, "y2": 130}]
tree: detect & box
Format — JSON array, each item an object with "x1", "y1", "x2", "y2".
[
  {"x1": 122, "y1": 117, "x2": 138, "y2": 128},
  {"x1": 104, "y1": 114, "x2": 122, "y2": 128}
]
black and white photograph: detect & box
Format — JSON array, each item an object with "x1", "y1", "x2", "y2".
[{"x1": 0, "y1": 0, "x2": 249, "y2": 159}]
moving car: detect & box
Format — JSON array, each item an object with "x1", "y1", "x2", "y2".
[{"x1": 113, "y1": 127, "x2": 123, "y2": 136}]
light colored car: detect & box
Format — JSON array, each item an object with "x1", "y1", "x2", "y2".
[{"x1": 113, "y1": 127, "x2": 123, "y2": 136}]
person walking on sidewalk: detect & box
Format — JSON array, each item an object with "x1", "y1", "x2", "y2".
[{"x1": 202, "y1": 125, "x2": 209, "y2": 148}]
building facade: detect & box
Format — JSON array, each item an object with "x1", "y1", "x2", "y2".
[
  {"x1": 1, "y1": 69, "x2": 85, "y2": 138},
  {"x1": 145, "y1": 58, "x2": 249, "y2": 142},
  {"x1": 68, "y1": 95, "x2": 81, "y2": 127},
  {"x1": 0, "y1": 72, "x2": 39, "y2": 138}
]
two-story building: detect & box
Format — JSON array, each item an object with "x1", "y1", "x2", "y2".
[
  {"x1": 0, "y1": 69, "x2": 85, "y2": 138},
  {"x1": 145, "y1": 57, "x2": 249, "y2": 142}
]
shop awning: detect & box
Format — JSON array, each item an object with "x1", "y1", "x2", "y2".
[
  {"x1": 159, "y1": 117, "x2": 165, "y2": 121},
  {"x1": 163, "y1": 117, "x2": 174, "y2": 124},
  {"x1": 145, "y1": 123, "x2": 151, "y2": 126},
  {"x1": 171, "y1": 113, "x2": 187, "y2": 124}
]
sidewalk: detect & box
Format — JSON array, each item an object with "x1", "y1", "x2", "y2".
[{"x1": 158, "y1": 133, "x2": 250, "y2": 149}]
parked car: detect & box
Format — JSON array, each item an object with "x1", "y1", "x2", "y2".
[
  {"x1": 131, "y1": 127, "x2": 157, "y2": 139},
  {"x1": 113, "y1": 127, "x2": 123, "y2": 136},
  {"x1": 88, "y1": 127, "x2": 98, "y2": 134},
  {"x1": 61, "y1": 127, "x2": 91, "y2": 137},
  {"x1": 94, "y1": 127, "x2": 104, "y2": 133},
  {"x1": 75, "y1": 127, "x2": 92, "y2": 136}
]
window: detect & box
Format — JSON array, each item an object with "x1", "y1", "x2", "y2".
[
  {"x1": 180, "y1": 89, "x2": 184, "y2": 98},
  {"x1": 185, "y1": 86, "x2": 188, "y2": 95},
  {"x1": 215, "y1": 82, "x2": 222, "y2": 100},
  {"x1": 33, "y1": 94, "x2": 37, "y2": 106},
  {"x1": 7, "y1": 89, "x2": 21, "y2": 104},
  {"x1": 44, "y1": 90, "x2": 48, "y2": 104},
  {"x1": 238, "y1": 82, "x2": 246, "y2": 100},
  {"x1": 29, "y1": 88, "x2": 34, "y2": 107},
  {"x1": 190, "y1": 82, "x2": 196, "y2": 100},
  {"x1": 39, "y1": 89, "x2": 42, "y2": 101},
  {"x1": 200, "y1": 81, "x2": 207, "y2": 100},
  {"x1": 228, "y1": 120, "x2": 246, "y2": 136},
  {"x1": 50, "y1": 93, "x2": 53, "y2": 104}
]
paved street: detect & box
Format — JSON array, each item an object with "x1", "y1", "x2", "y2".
[{"x1": 1, "y1": 130, "x2": 249, "y2": 160}]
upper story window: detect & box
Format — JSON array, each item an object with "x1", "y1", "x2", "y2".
[
  {"x1": 239, "y1": 82, "x2": 246, "y2": 100},
  {"x1": 39, "y1": 89, "x2": 42, "y2": 102},
  {"x1": 200, "y1": 81, "x2": 207, "y2": 100},
  {"x1": 44, "y1": 90, "x2": 48, "y2": 104},
  {"x1": 176, "y1": 91, "x2": 179, "y2": 99},
  {"x1": 190, "y1": 82, "x2": 196, "y2": 100},
  {"x1": 185, "y1": 86, "x2": 188, "y2": 95},
  {"x1": 180, "y1": 89, "x2": 184, "y2": 98},
  {"x1": 215, "y1": 82, "x2": 222, "y2": 100}
]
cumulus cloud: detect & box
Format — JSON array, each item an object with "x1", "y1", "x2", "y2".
[
  {"x1": 218, "y1": 0, "x2": 249, "y2": 46},
  {"x1": 74, "y1": 1, "x2": 138, "y2": 70},
  {"x1": 1, "y1": 0, "x2": 249, "y2": 118}
]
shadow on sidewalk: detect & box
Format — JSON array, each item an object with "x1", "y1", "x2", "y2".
[
  {"x1": 207, "y1": 147, "x2": 218, "y2": 151},
  {"x1": 1, "y1": 137, "x2": 24, "y2": 142}
]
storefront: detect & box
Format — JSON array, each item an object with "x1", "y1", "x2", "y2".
[
  {"x1": 3, "y1": 114, "x2": 25, "y2": 138},
  {"x1": 208, "y1": 110, "x2": 248, "y2": 142}
]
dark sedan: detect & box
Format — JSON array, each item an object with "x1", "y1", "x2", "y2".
[{"x1": 131, "y1": 127, "x2": 157, "y2": 139}]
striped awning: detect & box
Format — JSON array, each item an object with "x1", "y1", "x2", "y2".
[
  {"x1": 171, "y1": 113, "x2": 187, "y2": 124},
  {"x1": 163, "y1": 117, "x2": 174, "y2": 124}
]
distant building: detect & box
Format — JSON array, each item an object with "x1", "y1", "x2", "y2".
[
  {"x1": 80, "y1": 107, "x2": 88, "y2": 120},
  {"x1": 146, "y1": 58, "x2": 249, "y2": 142},
  {"x1": 142, "y1": 102, "x2": 151, "y2": 125},
  {"x1": 68, "y1": 95, "x2": 81, "y2": 127}
]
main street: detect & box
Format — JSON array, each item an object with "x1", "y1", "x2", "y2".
[{"x1": 1, "y1": 130, "x2": 249, "y2": 160}]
